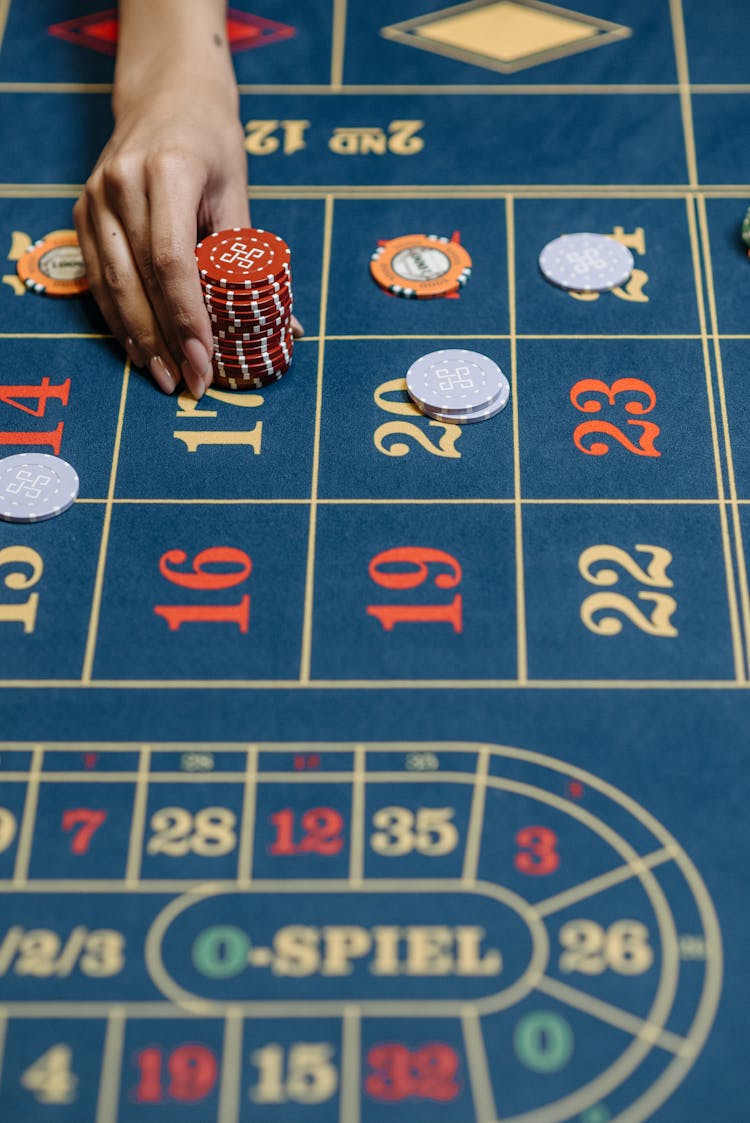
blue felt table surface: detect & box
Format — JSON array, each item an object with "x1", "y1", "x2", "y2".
[{"x1": 0, "y1": 1, "x2": 747, "y2": 1121}]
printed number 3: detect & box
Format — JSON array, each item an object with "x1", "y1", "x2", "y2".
[{"x1": 515, "y1": 826, "x2": 560, "y2": 875}]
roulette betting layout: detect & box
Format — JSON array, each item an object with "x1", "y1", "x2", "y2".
[{"x1": 0, "y1": 2, "x2": 747, "y2": 1120}]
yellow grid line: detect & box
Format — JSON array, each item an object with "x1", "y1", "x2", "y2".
[
  {"x1": 331, "y1": 0, "x2": 348, "y2": 88},
  {"x1": 94, "y1": 1008, "x2": 125, "y2": 1123},
  {"x1": 217, "y1": 1009, "x2": 243, "y2": 1123},
  {"x1": 669, "y1": 0, "x2": 699, "y2": 187},
  {"x1": 462, "y1": 1008, "x2": 498, "y2": 1123},
  {"x1": 340, "y1": 1008, "x2": 362, "y2": 1123},
  {"x1": 1, "y1": 184, "x2": 750, "y2": 197},
  {"x1": 686, "y1": 197, "x2": 746, "y2": 680},
  {"x1": 0, "y1": 1013, "x2": 7, "y2": 1092},
  {"x1": 124, "y1": 745, "x2": 152, "y2": 885},
  {"x1": 237, "y1": 746, "x2": 259, "y2": 885},
  {"x1": 32, "y1": 498, "x2": 748, "y2": 512},
  {"x1": 696, "y1": 196, "x2": 750, "y2": 678},
  {"x1": 81, "y1": 360, "x2": 130, "y2": 683},
  {"x1": 0, "y1": 82, "x2": 748, "y2": 96},
  {"x1": 507, "y1": 195, "x2": 527, "y2": 683},
  {"x1": 0, "y1": 0, "x2": 11, "y2": 57},
  {"x1": 0, "y1": 678, "x2": 743, "y2": 690},
  {"x1": 11, "y1": 745, "x2": 43, "y2": 883},
  {"x1": 299, "y1": 195, "x2": 334, "y2": 683}
]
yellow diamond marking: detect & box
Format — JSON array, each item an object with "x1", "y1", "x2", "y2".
[
  {"x1": 416, "y1": 1, "x2": 599, "y2": 64},
  {"x1": 382, "y1": 0, "x2": 631, "y2": 75}
]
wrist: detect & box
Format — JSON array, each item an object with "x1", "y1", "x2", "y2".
[
  {"x1": 113, "y1": 59, "x2": 239, "y2": 121},
  {"x1": 113, "y1": 0, "x2": 237, "y2": 119}
]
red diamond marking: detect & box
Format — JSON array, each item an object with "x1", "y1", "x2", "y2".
[{"x1": 49, "y1": 8, "x2": 295, "y2": 56}]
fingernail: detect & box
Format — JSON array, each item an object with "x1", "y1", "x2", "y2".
[
  {"x1": 183, "y1": 337, "x2": 212, "y2": 378},
  {"x1": 181, "y1": 359, "x2": 205, "y2": 400},
  {"x1": 126, "y1": 338, "x2": 144, "y2": 367},
  {"x1": 150, "y1": 355, "x2": 178, "y2": 394},
  {"x1": 291, "y1": 316, "x2": 304, "y2": 338}
]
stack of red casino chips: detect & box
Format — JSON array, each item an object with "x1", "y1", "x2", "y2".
[{"x1": 196, "y1": 227, "x2": 293, "y2": 391}]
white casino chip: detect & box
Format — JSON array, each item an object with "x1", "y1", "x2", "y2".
[
  {"x1": 539, "y1": 232, "x2": 634, "y2": 293},
  {"x1": 0, "y1": 453, "x2": 79, "y2": 523}
]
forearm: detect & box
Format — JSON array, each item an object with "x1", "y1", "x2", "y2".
[{"x1": 114, "y1": 0, "x2": 237, "y2": 116}]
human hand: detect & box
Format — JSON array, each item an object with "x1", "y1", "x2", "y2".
[{"x1": 75, "y1": 65, "x2": 303, "y2": 398}]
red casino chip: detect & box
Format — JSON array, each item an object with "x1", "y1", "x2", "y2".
[
  {"x1": 197, "y1": 225, "x2": 295, "y2": 393},
  {"x1": 213, "y1": 336, "x2": 292, "y2": 361},
  {"x1": 203, "y1": 295, "x2": 291, "y2": 320},
  {"x1": 213, "y1": 327, "x2": 293, "y2": 356},
  {"x1": 209, "y1": 314, "x2": 292, "y2": 336},
  {"x1": 214, "y1": 322, "x2": 292, "y2": 347},
  {"x1": 212, "y1": 354, "x2": 292, "y2": 380},
  {"x1": 213, "y1": 345, "x2": 292, "y2": 367},
  {"x1": 212, "y1": 368, "x2": 288, "y2": 392},
  {"x1": 203, "y1": 276, "x2": 292, "y2": 303},
  {"x1": 196, "y1": 228, "x2": 291, "y2": 289},
  {"x1": 212, "y1": 343, "x2": 292, "y2": 371},
  {"x1": 204, "y1": 292, "x2": 292, "y2": 318},
  {"x1": 212, "y1": 362, "x2": 292, "y2": 388},
  {"x1": 209, "y1": 311, "x2": 292, "y2": 334},
  {"x1": 214, "y1": 316, "x2": 291, "y2": 340},
  {"x1": 203, "y1": 286, "x2": 292, "y2": 309}
]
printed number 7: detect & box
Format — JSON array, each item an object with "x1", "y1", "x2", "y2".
[{"x1": 61, "y1": 809, "x2": 107, "y2": 854}]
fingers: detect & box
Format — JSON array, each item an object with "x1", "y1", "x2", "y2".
[
  {"x1": 100, "y1": 159, "x2": 202, "y2": 396},
  {"x1": 79, "y1": 142, "x2": 300, "y2": 400},
  {"x1": 146, "y1": 155, "x2": 215, "y2": 396},
  {"x1": 206, "y1": 174, "x2": 251, "y2": 236},
  {"x1": 197, "y1": 179, "x2": 252, "y2": 393},
  {"x1": 81, "y1": 166, "x2": 183, "y2": 395},
  {"x1": 74, "y1": 194, "x2": 141, "y2": 368}
]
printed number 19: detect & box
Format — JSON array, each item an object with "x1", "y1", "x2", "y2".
[{"x1": 367, "y1": 547, "x2": 463, "y2": 632}]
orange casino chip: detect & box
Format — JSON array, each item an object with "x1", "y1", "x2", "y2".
[
  {"x1": 17, "y1": 230, "x2": 89, "y2": 297},
  {"x1": 369, "y1": 232, "x2": 472, "y2": 299}
]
